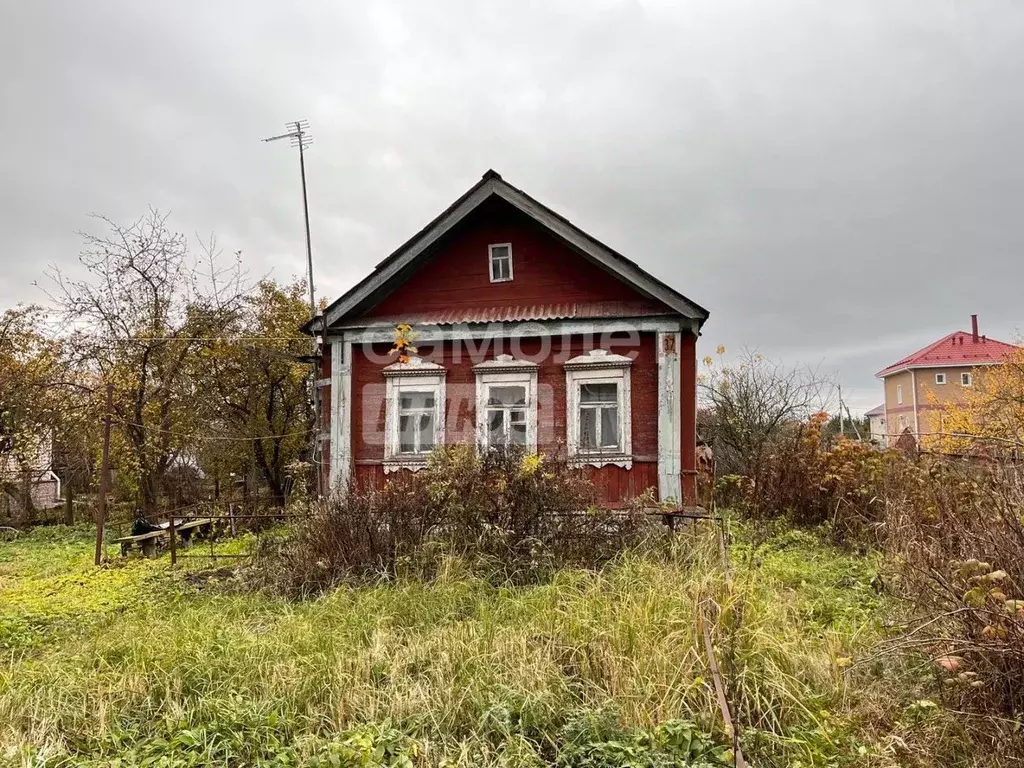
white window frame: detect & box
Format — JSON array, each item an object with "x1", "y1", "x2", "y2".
[
  {"x1": 474, "y1": 355, "x2": 538, "y2": 452},
  {"x1": 935, "y1": 373, "x2": 946, "y2": 385},
  {"x1": 382, "y1": 357, "x2": 446, "y2": 473},
  {"x1": 488, "y1": 243, "x2": 513, "y2": 283},
  {"x1": 564, "y1": 349, "x2": 632, "y2": 469},
  {"x1": 961, "y1": 372, "x2": 973, "y2": 387},
  {"x1": 896, "y1": 384, "x2": 903, "y2": 405}
]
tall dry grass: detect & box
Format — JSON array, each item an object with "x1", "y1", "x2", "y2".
[{"x1": 0, "y1": 522, "x2": 898, "y2": 767}]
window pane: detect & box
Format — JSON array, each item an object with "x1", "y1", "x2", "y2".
[
  {"x1": 580, "y1": 383, "x2": 617, "y2": 403},
  {"x1": 400, "y1": 392, "x2": 433, "y2": 410},
  {"x1": 600, "y1": 407, "x2": 619, "y2": 449},
  {"x1": 398, "y1": 414, "x2": 415, "y2": 453},
  {"x1": 419, "y1": 412, "x2": 435, "y2": 450},
  {"x1": 492, "y1": 257, "x2": 509, "y2": 280},
  {"x1": 511, "y1": 421, "x2": 527, "y2": 445},
  {"x1": 488, "y1": 386, "x2": 526, "y2": 406},
  {"x1": 579, "y1": 407, "x2": 598, "y2": 449},
  {"x1": 510, "y1": 409, "x2": 526, "y2": 424},
  {"x1": 487, "y1": 409, "x2": 505, "y2": 444}
]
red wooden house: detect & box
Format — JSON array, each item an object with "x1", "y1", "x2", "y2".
[{"x1": 308, "y1": 171, "x2": 709, "y2": 507}]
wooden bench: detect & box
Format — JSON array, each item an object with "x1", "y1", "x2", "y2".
[
  {"x1": 645, "y1": 506, "x2": 716, "y2": 530},
  {"x1": 114, "y1": 517, "x2": 215, "y2": 557}
]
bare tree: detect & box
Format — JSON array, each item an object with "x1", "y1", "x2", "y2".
[
  {"x1": 699, "y1": 348, "x2": 832, "y2": 475},
  {"x1": 49, "y1": 210, "x2": 245, "y2": 516}
]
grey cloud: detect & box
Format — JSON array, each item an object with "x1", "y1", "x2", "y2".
[{"x1": 3, "y1": 0, "x2": 1024, "y2": 412}]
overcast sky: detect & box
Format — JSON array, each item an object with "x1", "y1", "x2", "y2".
[{"x1": 3, "y1": 1, "x2": 1023, "y2": 410}]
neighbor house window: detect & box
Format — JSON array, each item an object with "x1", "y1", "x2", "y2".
[
  {"x1": 564, "y1": 349, "x2": 633, "y2": 468},
  {"x1": 474, "y1": 355, "x2": 538, "y2": 451},
  {"x1": 896, "y1": 384, "x2": 903, "y2": 404},
  {"x1": 935, "y1": 373, "x2": 946, "y2": 385},
  {"x1": 489, "y1": 243, "x2": 513, "y2": 282},
  {"x1": 382, "y1": 357, "x2": 446, "y2": 472},
  {"x1": 961, "y1": 372, "x2": 973, "y2": 386}
]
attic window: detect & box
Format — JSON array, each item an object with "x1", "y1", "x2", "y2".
[{"x1": 489, "y1": 243, "x2": 513, "y2": 283}]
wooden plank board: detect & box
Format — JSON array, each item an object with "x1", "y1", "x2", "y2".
[{"x1": 114, "y1": 518, "x2": 213, "y2": 544}]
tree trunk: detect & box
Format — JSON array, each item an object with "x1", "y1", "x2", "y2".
[
  {"x1": 19, "y1": 469, "x2": 35, "y2": 527},
  {"x1": 64, "y1": 472, "x2": 74, "y2": 525},
  {"x1": 141, "y1": 473, "x2": 159, "y2": 518}
]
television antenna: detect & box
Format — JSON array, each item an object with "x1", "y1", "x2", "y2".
[{"x1": 263, "y1": 120, "x2": 316, "y2": 315}]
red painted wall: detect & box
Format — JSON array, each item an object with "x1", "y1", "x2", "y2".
[
  {"x1": 348, "y1": 333, "x2": 664, "y2": 505},
  {"x1": 360, "y1": 198, "x2": 651, "y2": 319}
]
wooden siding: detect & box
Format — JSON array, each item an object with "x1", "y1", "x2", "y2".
[
  {"x1": 359, "y1": 198, "x2": 652, "y2": 320},
  {"x1": 348, "y1": 333, "x2": 665, "y2": 505}
]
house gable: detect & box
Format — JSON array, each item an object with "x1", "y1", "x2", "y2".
[
  {"x1": 356, "y1": 197, "x2": 666, "y2": 322},
  {"x1": 314, "y1": 170, "x2": 708, "y2": 333}
]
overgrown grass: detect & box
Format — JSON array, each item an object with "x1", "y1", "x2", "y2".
[{"x1": 0, "y1": 524, "x2": 979, "y2": 766}]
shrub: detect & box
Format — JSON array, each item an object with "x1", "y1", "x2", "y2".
[
  {"x1": 729, "y1": 413, "x2": 891, "y2": 543},
  {"x1": 254, "y1": 446, "x2": 658, "y2": 595},
  {"x1": 881, "y1": 456, "x2": 1024, "y2": 727}
]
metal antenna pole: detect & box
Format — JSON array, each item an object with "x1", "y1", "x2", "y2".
[
  {"x1": 296, "y1": 123, "x2": 315, "y2": 314},
  {"x1": 263, "y1": 120, "x2": 316, "y2": 315},
  {"x1": 263, "y1": 119, "x2": 322, "y2": 497}
]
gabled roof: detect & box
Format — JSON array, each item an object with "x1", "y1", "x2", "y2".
[
  {"x1": 865, "y1": 404, "x2": 886, "y2": 417},
  {"x1": 876, "y1": 330, "x2": 1019, "y2": 378},
  {"x1": 309, "y1": 170, "x2": 709, "y2": 334}
]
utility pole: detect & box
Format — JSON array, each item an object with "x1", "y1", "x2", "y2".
[
  {"x1": 94, "y1": 382, "x2": 113, "y2": 566},
  {"x1": 837, "y1": 384, "x2": 844, "y2": 437},
  {"x1": 263, "y1": 119, "x2": 323, "y2": 497}
]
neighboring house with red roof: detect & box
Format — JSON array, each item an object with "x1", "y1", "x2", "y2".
[
  {"x1": 874, "y1": 315, "x2": 1019, "y2": 444},
  {"x1": 307, "y1": 170, "x2": 710, "y2": 507}
]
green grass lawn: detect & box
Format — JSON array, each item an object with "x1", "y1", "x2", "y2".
[{"x1": 0, "y1": 524, "x2": 965, "y2": 767}]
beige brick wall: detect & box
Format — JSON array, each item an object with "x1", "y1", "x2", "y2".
[
  {"x1": 883, "y1": 366, "x2": 987, "y2": 439},
  {"x1": 882, "y1": 370, "x2": 915, "y2": 438}
]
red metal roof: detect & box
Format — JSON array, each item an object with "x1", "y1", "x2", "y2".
[
  {"x1": 876, "y1": 330, "x2": 1019, "y2": 377},
  {"x1": 338, "y1": 300, "x2": 673, "y2": 329}
]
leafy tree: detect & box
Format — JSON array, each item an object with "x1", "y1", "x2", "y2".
[
  {"x1": 196, "y1": 279, "x2": 313, "y2": 507},
  {"x1": 932, "y1": 346, "x2": 1024, "y2": 453},
  {"x1": 0, "y1": 305, "x2": 66, "y2": 520},
  {"x1": 49, "y1": 210, "x2": 245, "y2": 515}
]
